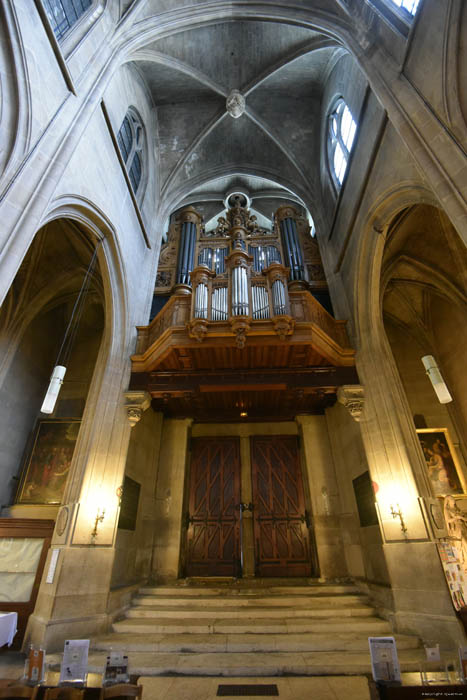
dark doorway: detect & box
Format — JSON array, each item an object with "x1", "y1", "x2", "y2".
[
  {"x1": 251, "y1": 435, "x2": 314, "y2": 577},
  {"x1": 185, "y1": 437, "x2": 241, "y2": 576}
]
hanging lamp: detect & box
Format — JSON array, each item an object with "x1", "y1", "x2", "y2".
[{"x1": 41, "y1": 242, "x2": 101, "y2": 414}]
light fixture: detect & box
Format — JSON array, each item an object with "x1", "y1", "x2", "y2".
[
  {"x1": 91, "y1": 508, "x2": 105, "y2": 539},
  {"x1": 421, "y1": 355, "x2": 453, "y2": 404},
  {"x1": 240, "y1": 411, "x2": 248, "y2": 418},
  {"x1": 40, "y1": 242, "x2": 100, "y2": 414},
  {"x1": 390, "y1": 503, "x2": 408, "y2": 535}
]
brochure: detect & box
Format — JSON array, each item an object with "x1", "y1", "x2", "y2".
[
  {"x1": 103, "y1": 652, "x2": 130, "y2": 686},
  {"x1": 368, "y1": 636, "x2": 401, "y2": 683},
  {"x1": 59, "y1": 639, "x2": 89, "y2": 686}
]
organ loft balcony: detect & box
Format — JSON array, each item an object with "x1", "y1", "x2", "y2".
[{"x1": 130, "y1": 197, "x2": 359, "y2": 421}]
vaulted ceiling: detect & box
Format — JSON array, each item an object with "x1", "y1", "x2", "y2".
[{"x1": 128, "y1": 16, "x2": 348, "y2": 220}]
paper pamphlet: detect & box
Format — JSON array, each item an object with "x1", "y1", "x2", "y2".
[
  {"x1": 368, "y1": 636, "x2": 401, "y2": 683},
  {"x1": 103, "y1": 652, "x2": 130, "y2": 686},
  {"x1": 26, "y1": 647, "x2": 45, "y2": 684},
  {"x1": 59, "y1": 639, "x2": 89, "y2": 685}
]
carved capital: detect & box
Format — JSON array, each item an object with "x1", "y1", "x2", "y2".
[
  {"x1": 337, "y1": 385, "x2": 364, "y2": 422},
  {"x1": 180, "y1": 206, "x2": 202, "y2": 225},
  {"x1": 124, "y1": 390, "x2": 151, "y2": 427},
  {"x1": 275, "y1": 205, "x2": 299, "y2": 223}
]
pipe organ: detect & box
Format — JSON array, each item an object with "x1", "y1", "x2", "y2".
[{"x1": 153, "y1": 198, "x2": 329, "y2": 347}]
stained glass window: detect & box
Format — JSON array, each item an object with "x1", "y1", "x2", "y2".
[
  {"x1": 117, "y1": 112, "x2": 144, "y2": 195},
  {"x1": 328, "y1": 99, "x2": 357, "y2": 188},
  {"x1": 43, "y1": 0, "x2": 92, "y2": 41}
]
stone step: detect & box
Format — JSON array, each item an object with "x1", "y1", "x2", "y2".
[
  {"x1": 46, "y1": 649, "x2": 426, "y2": 677},
  {"x1": 134, "y1": 594, "x2": 366, "y2": 608},
  {"x1": 93, "y1": 631, "x2": 420, "y2": 653},
  {"x1": 126, "y1": 604, "x2": 376, "y2": 620},
  {"x1": 113, "y1": 615, "x2": 391, "y2": 635},
  {"x1": 139, "y1": 584, "x2": 361, "y2": 597}
]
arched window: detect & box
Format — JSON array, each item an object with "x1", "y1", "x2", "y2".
[
  {"x1": 328, "y1": 98, "x2": 357, "y2": 188},
  {"x1": 117, "y1": 111, "x2": 144, "y2": 194},
  {"x1": 390, "y1": 0, "x2": 420, "y2": 15},
  {"x1": 43, "y1": 0, "x2": 92, "y2": 41}
]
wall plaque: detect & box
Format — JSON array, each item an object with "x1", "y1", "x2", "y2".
[
  {"x1": 117, "y1": 476, "x2": 141, "y2": 531},
  {"x1": 353, "y1": 471, "x2": 378, "y2": 527}
]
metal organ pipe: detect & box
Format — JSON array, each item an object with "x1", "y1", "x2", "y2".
[
  {"x1": 280, "y1": 218, "x2": 304, "y2": 281},
  {"x1": 194, "y1": 283, "x2": 208, "y2": 318},
  {"x1": 187, "y1": 223, "x2": 196, "y2": 282},
  {"x1": 212, "y1": 286, "x2": 228, "y2": 321},
  {"x1": 241, "y1": 267, "x2": 248, "y2": 314},
  {"x1": 272, "y1": 279, "x2": 286, "y2": 315},
  {"x1": 176, "y1": 220, "x2": 197, "y2": 285}
]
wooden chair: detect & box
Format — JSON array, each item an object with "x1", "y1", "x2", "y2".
[
  {"x1": 102, "y1": 685, "x2": 142, "y2": 700},
  {"x1": 0, "y1": 686, "x2": 38, "y2": 700},
  {"x1": 43, "y1": 688, "x2": 84, "y2": 700}
]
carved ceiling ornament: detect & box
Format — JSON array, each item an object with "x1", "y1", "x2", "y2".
[
  {"x1": 226, "y1": 90, "x2": 246, "y2": 118},
  {"x1": 337, "y1": 385, "x2": 364, "y2": 422}
]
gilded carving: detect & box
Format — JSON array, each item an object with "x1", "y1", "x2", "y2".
[
  {"x1": 273, "y1": 316, "x2": 295, "y2": 341},
  {"x1": 156, "y1": 270, "x2": 173, "y2": 288},
  {"x1": 187, "y1": 318, "x2": 209, "y2": 342}
]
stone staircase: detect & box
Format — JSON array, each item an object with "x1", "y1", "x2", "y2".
[{"x1": 50, "y1": 581, "x2": 425, "y2": 676}]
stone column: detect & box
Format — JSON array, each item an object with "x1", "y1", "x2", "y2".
[
  {"x1": 355, "y1": 336, "x2": 465, "y2": 647},
  {"x1": 152, "y1": 418, "x2": 193, "y2": 582},
  {"x1": 296, "y1": 415, "x2": 348, "y2": 579}
]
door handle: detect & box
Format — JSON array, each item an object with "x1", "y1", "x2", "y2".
[{"x1": 238, "y1": 502, "x2": 254, "y2": 512}]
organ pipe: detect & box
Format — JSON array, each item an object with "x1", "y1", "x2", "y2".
[
  {"x1": 277, "y1": 207, "x2": 304, "y2": 282},
  {"x1": 176, "y1": 209, "x2": 201, "y2": 286}
]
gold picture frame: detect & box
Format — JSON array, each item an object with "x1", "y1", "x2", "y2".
[
  {"x1": 416, "y1": 428, "x2": 466, "y2": 497},
  {"x1": 16, "y1": 420, "x2": 80, "y2": 505}
]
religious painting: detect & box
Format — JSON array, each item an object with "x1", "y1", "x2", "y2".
[
  {"x1": 17, "y1": 420, "x2": 80, "y2": 504},
  {"x1": 416, "y1": 428, "x2": 465, "y2": 497}
]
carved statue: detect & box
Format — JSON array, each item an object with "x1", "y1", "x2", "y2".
[{"x1": 215, "y1": 217, "x2": 229, "y2": 236}]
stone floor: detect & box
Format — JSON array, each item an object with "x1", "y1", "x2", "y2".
[
  {"x1": 139, "y1": 675, "x2": 372, "y2": 700},
  {"x1": 0, "y1": 653, "x2": 372, "y2": 699}
]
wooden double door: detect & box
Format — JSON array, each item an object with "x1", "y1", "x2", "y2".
[{"x1": 185, "y1": 435, "x2": 315, "y2": 577}]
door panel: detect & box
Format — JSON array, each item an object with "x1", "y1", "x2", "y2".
[
  {"x1": 186, "y1": 437, "x2": 241, "y2": 576},
  {"x1": 251, "y1": 435, "x2": 313, "y2": 577}
]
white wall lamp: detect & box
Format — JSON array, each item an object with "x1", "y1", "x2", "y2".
[
  {"x1": 421, "y1": 355, "x2": 453, "y2": 404},
  {"x1": 41, "y1": 243, "x2": 100, "y2": 414}
]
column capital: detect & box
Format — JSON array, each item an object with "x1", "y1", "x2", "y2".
[
  {"x1": 124, "y1": 390, "x2": 151, "y2": 427},
  {"x1": 337, "y1": 384, "x2": 364, "y2": 422}
]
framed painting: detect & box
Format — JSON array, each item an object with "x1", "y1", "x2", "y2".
[
  {"x1": 17, "y1": 420, "x2": 81, "y2": 505},
  {"x1": 416, "y1": 428, "x2": 466, "y2": 497}
]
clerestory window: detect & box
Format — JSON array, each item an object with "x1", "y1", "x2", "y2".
[
  {"x1": 43, "y1": 0, "x2": 92, "y2": 41},
  {"x1": 389, "y1": 0, "x2": 420, "y2": 16},
  {"x1": 117, "y1": 111, "x2": 144, "y2": 194},
  {"x1": 327, "y1": 98, "x2": 357, "y2": 189}
]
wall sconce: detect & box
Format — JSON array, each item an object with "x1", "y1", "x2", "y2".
[
  {"x1": 91, "y1": 508, "x2": 105, "y2": 539},
  {"x1": 421, "y1": 355, "x2": 452, "y2": 404},
  {"x1": 390, "y1": 503, "x2": 407, "y2": 535}
]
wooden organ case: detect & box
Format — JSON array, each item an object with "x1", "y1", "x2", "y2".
[{"x1": 130, "y1": 198, "x2": 360, "y2": 578}]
